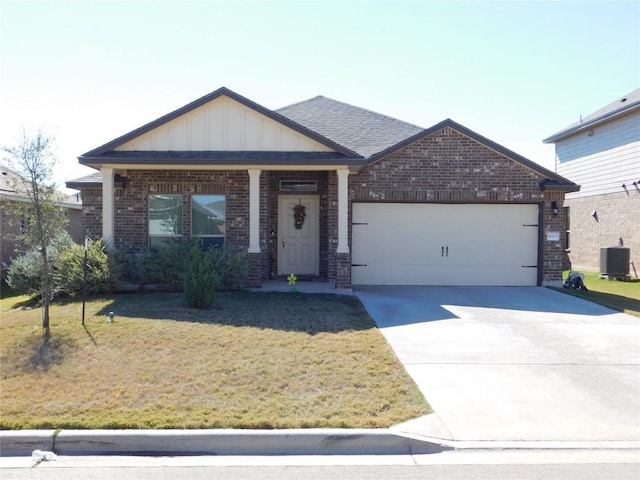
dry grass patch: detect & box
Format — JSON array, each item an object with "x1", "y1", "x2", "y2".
[{"x1": 0, "y1": 292, "x2": 431, "y2": 430}]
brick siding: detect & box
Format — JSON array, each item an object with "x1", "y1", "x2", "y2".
[{"x1": 565, "y1": 191, "x2": 639, "y2": 277}]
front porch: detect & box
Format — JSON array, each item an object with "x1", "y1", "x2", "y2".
[{"x1": 95, "y1": 167, "x2": 352, "y2": 289}]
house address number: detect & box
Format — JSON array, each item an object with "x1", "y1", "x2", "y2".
[{"x1": 546, "y1": 232, "x2": 560, "y2": 242}]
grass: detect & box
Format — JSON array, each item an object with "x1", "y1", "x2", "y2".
[
  {"x1": 0, "y1": 290, "x2": 431, "y2": 430},
  {"x1": 553, "y1": 270, "x2": 640, "y2": 317}
]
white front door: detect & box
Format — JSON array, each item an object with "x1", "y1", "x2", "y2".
[{"x1": 278, "y1": 195, "x2": 319, "y2": 276}]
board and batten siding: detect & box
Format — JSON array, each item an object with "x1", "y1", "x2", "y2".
[
  {"x1": 556, "y1": 110, "x2": 640, "y2": 199},
  {"x1": 115, "y1": 95, "x2": 334, "y2": 152}
]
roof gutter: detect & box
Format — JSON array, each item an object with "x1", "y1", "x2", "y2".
[{"x1": 543, "y1": 101, "x2": 640, "y2": 144}]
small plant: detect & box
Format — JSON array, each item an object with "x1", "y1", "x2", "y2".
[
  {"x1": 287, "y1": 273, "x2": 297, "y2": 293},
  {"x1": 184, "y1": 241, "x2": 218, "y2": 309}
]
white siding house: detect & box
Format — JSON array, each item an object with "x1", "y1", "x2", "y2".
[{"x1": 544, "y1": 89, "x2": 640, "y2": 276}]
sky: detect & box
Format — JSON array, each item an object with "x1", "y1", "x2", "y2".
[{"x1": 1, "y1": 0, "x2": 639, "y2": 192}]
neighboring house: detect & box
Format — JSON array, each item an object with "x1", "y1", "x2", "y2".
[
  {"x1": 544, "y1": 89, "x2": 639, "y2": 276},
  {"x1": 66, "y1": 87, "x2": 578, "y2": 288},
  {"x1": 0, "y1": 163, "x2": 83, "y2": 277}
]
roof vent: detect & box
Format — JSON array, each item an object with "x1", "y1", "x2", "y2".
[{"x1": 621, "y1": 97, "x2": 627, "y2": 102}]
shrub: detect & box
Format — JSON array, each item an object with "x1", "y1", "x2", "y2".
[
  {"x1": 119, "y1": 243, "x2": 247, "y2": 292},
  {"x1": 6, "y1": 232, "x2": 74, "y2": 296},
  {"x1": 138, "y1": 242, "x2": 189, "y2": 290},
  {"x1": 210, "y1": 248, "x2": 248, "y2": 291},
  {"x1": 184, "y1": 241, "x2": 218, "y2": 308},
  {"x1": 55, "y1": 239, "x2": 121, "y2": 295}
]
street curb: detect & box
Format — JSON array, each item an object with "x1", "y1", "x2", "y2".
[
  {"x1": 0, "y1": 430, "x2": 56, "y2": 456},
  {"x1": 0, "y1": 429, "x2": 449, "y2": 457}
]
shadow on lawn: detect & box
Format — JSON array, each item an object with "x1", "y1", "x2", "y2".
[
  {"x1": 94, "y1": 291, "x2": 375, "y2": 334},
  {"x1": 553, "y1": 287, "x2": 640, "y2": 316},
  {"x1": 16, "y1": 335, "x2": 78, "y2": 372}
]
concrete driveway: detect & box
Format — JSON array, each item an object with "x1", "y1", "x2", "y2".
[{"x1": 354, "y1": 286, "x2": 640, "y2": 443}]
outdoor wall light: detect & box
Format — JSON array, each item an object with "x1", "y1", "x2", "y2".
[
  {"x1": 551, "y1": 201, "x2": 558, "y2": 216},
  {"x1": 591, "y1": 210, "x2": 598, "y2": 222},
  {"x1": 621, "y1": 183, "x2": 627, "y2": 189}
]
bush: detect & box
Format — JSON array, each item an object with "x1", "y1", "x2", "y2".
[
  {"x1": 210, "y1": 248, "x2": 248, "y2": 291},
  {"x1": 6, "y1": 232, "x2": 75, "y2": 296},
  {"x1": 184, "y1": 241, "x2": 218, "y2": 309},
  {"x1": 119, "y1": 242, "x2": 247, "y2": 292},
  {"x1": 55, "y1": 239, "x2": 121, "y2": 295},
  {"x1": 138, "y1": 242, "x2": 189, "y2": 290}
]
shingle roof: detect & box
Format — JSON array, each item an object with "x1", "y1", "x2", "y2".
[
  {"x1": 66, "y1": 172, "x2": 126, "y2": 190},
  {"x1": 276, "y1": 96, "x2": 424, "y2": 158},
  {"x1": 1, "y1": 162, "x2": 81, "y2": 207},
  {"x1": 544, "y1": 88, "x2": 640, "y2": 143}
]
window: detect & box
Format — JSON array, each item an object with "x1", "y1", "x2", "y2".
[
  {"x1": 279, "y1": 180, "x2": 318, "y2": 192},
  {"x1": 191, "y1": 195, "x2": 225, "y2": 248},
  {"x1": 149, "y1": 194, "x2": 183, "y2": 248}
]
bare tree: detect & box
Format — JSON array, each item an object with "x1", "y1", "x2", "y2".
[{"x1": 3, "y1": 128, "x2": 67, "y2": 337}]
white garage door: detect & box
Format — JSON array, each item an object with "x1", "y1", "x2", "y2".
[{"x1": 352, "y1": 203, "x2": 539, "y2": 286}]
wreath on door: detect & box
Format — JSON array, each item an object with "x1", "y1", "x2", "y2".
[{"x1": 293, "y1": 203, "x2": 306, "y2": 229}]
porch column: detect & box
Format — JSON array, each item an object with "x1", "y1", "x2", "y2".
[
  {"x1": 248, "y1": 169, "x2": 261, "y2": 253},
  {"x1": 101, "y1": 167, "x2": 114, "y2": 247},
  {"x1": 336, "y1": 169, "x2": 349, "y2": 254}
]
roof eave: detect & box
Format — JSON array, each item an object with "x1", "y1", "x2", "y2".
[
  {"x1": 537, "y1": 179, "x2": 581, "y2": 193},
  {"x1": 543, "y1": 101, "x2": 640, "y2": 144},
  {"x1": 78, "y1": 154, "x2": 365, "y2": 169}
]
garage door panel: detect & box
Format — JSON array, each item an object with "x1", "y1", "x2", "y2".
[{"x1": 352, "y1": 203, "x2": 539, "y2": 286}]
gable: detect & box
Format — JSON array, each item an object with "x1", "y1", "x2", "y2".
[
  {"x1": 115, "y1": 95, "x2": 335, "y2": 153},
  {"x1": 353, "y1": 125, "x2": 549, "y2": 202},
  {"x1": 367, "y1": 119, "x2": 579, "y2": 192}
]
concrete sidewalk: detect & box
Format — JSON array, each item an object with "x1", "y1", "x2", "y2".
[{"x1": 355, "y1": 286, "x2": 640, "y2": 444}]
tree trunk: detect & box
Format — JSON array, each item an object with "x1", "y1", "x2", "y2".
[
  {"x1": 40, "y1": 246, "x2": 51, "y2": 338},
  {"x1": 42, "y1": 299, "x2": 50, "y2": 338}
]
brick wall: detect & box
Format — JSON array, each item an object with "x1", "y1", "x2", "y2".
[
  {"x1": 66, "y1": 209, "x2": 83, "y2": 243},
  {"x1": 100, "y1": 170, "x2": 250, "y2": 253},
  {"x1": 565, "y1": 191, "x2": 639, "y2": 277},
  {"x1": 80, "y1": 188, "x2": 103, "y2": 240}
]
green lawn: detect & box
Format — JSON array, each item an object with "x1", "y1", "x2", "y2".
[
  {"x1": 0, "y1": 290, "x2": 431, "y2": 430},
  {"x1": 553, "y1": 270, "x2": 640, "y2": 317}
]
